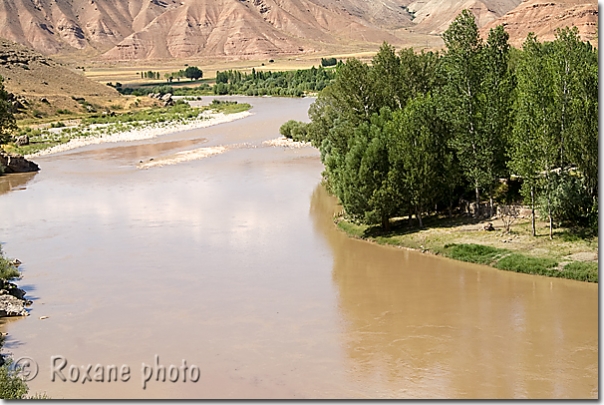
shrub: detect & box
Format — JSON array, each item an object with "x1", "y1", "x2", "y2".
[
  {"x1": 0, "y1": 358, "x2": 28, "y2": 399},
  {"x1": 560, "y1": 262, "x2": 598, "y2": 282},
  {"x1": 538, "y1": 172, "x2": 594, "y2": 227},
  {"x1": 279, "y1": 120, "x2": 309, "y2": 142},
  {"x1": 321, "y1": 57, "x2": 337, "y2": 67},
  {"x1": 444, "y1": 244, "x2": 508, "y2": 265},
  {"x1": 495, "y1": 254, "x2": 558, "y2": 275}
]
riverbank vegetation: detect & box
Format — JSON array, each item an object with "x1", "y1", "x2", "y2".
[
  {"x1": 4, "y1": 100, "x2": 250, "y2": 156},
  {"x1": 117, "y1": 66, "x2": 337, "y2": 98},
  {"x1": 0, "y1": 247, "x2": 46, "y2": 399},
  {"x1": 335, "y1": 212, "x2": 598, "y2": 282},
  {"x1": 287, "y1": 11, "x2": 597, "y2": 281},
  {"x1": 213, "y1": 67, "x2": 335, "y2": 96}
]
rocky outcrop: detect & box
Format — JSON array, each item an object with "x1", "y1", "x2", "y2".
[
  {"x1": 6, "y1": 93, "x2": 27, "y2": 113},
  {"x1": 0, "y1": 266, "x2": 31, "y2": 318},
  {"x1": 0, "y1": 257, "x2": 31, "y2": 318},
  {"x1": 0, "y1": 149, "x2": 39, "y2": 173},
  {"x1": 14, "y1": 135, "x2": 28, "y2": 146},
  {"x1": 0, "y1": 291, "x2": 29, "y2": 317},
  {"x1": 161, "y1": 93, "x2": 174, "y2": 107}
]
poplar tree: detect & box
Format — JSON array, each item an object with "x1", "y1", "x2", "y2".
[
  {"x1": 439, "y1": 10, "x2": 487, "y2": 218},
  {"x1": 550, "y1": 27, "x2": 598, "y2": 201},
  {"x1": 390, "y1": 95, "x2": 448, "y2": 227},
  {"x1": 511, "y1": 34, "x2": 558, "y2": 238},
  {"x1": 482, "y1": 25, "x2": 513, "y2": 216}
]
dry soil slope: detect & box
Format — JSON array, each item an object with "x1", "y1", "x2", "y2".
[
  {"x1": 480, "y1": 0, "x2": 598, "y2": 47},
  {"x1": 0, "y1": 0, "x2": 596, "y2": 60},
  {"x1": 407, "y1": 0, "x2": 523, "y2": 34},
  {"x1": 309, "y1": 0, "x2": 415, "y2": 30},
  {"x1": 0, "y1": 0, "x2": 184, "y2": 56},
  {"x1": 0, "y1": 39, "x2": 119, "y2": 116},
  {"x1": 103, "y1": 0, "x2": 403, "y2": 60},
  {"x1": 0, "y1": 0, "x2": 416, "y2": 60}
]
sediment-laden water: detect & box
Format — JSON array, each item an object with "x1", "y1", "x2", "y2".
[{"x1": 0, "y1": 97, "x2": 597, "y2": 399}]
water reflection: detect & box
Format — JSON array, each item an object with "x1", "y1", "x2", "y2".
[
  {"x1": 309, "y1": 184, "x2": 598, "y2": 399},
  {"x1": 58, "y1": 137, "x2": 210, "y2": 162},
  {"x1": 0, "y1": 172, "x2": 38, "y2": 198},
  {"x1": 0, "y1": 95, "x2": 596, "y2": 399}
]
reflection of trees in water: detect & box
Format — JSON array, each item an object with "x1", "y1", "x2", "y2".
[
  {"x1": 0, "y1": 172, "x2": 38, "y2": 197},
  {"x1": 308, "y1": 183, "x2": 597, "y2": 398}
]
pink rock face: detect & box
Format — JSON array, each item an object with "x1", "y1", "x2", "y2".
[
  {"x1": 0, "y1": 0, "x2": 596, "y2": 60},
  {"x1": 479, "y1": 0, "x2": 598, "y2": 47}
]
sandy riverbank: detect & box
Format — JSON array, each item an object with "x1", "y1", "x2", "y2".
[
  {"x1": 262, "y1": 136, "x2": 312, "y2": 148},
  {"x1": 25, "y1": 111, "x2": 252, "y2": 158}
]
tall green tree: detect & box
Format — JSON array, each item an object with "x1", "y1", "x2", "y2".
[
  {"x1": 184, "y1": 66, "x2": 203, "y2": 81},
  {"x1": 390, "y1": 95, "x2": 450, "y2": 227},
  {"x1": 511, "y1": 34, "x2": 558, "y2": 238},
  {"x1": 340, "y1": 109, "x2": 400, "y2": 229},
  {"x1": 439, "y1": 10, "x2": 488, "y2": 218},
  {"x1": 0, "y1": 77, "x2": 16, "y2": 145},
  {"x1": 371, "y1": 43, "x2": 405, "y2": 110},
  {"x1": 307, "y1": 58, "x2": 379, "y2": 174},
  {"x1": 480, "y1": 25, "x2": 515, "y2": 216},
  {"x1": 550, "y1": 27, "x2": 598, "y2": 202},
  {"x1": 399, "y1": 48, "x2": 440, "y2": 98}
]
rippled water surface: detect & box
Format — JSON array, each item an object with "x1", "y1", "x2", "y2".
[{"x1": 0, "y1": 97, "x2": 597, "y2": 399}]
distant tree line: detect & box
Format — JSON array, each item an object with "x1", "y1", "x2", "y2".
[
  {"x1": 283, "y1": 11, "x2": 597, "y2": 237},
  {"x1": 119, "y1": 66, "x2": 334, "y2": 98},
  {"x1": 213, "y1": 66, "x2": 336, "y2": 97},
  {"x1": 137, "y1": 67, "x2": 203, "y2": 82},
  {"x1": 140, "y1": 71, "x2": 161, "y2": 80},
  {"x1": 117, "y1": 83, "x2": 211, "y2": 97}
]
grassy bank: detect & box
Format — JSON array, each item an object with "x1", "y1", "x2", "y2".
[
  {"x1": 6, "y1": 100, "x2": 251, "y2": 156},
  {"x1": 335, "y1": 214, "x2": 598, "y2": 283}
]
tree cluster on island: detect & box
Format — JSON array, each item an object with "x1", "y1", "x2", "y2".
[{"x1": 282, "y1": 11, "x2": 597, "y2": 238}]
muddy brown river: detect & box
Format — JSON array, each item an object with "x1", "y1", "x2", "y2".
[{"x1": 0, "y1": 97, "x2": 597, "y2": 399}]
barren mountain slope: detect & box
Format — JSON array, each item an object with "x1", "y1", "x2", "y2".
[
  {"x1": 407, "y1": 0, "x2": 523, "y2": 34},
  {"x1": 0, "y1": 0, "x2": 416, "y2": 60},
  {"x1": 307, "y1": 0, "x2": 415, "y2": 30},
  {"x1": 0, "y1": 39, "x2": 121, "y2": 117},
  {"x1": 0, "y1": 0, "x2": 597, "y2": 61},
  {"x1": 480, "y1": 0, "x2": 598, "y2": 47},
  {"x1": 0, "y1": 0, "x2": 185, "y2": 55},
  {"x1": 101, "y1": 0, "x2": 409, "y2": 60}
]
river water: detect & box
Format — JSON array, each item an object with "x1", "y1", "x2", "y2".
[{"x1": 0, "y1": 97, "x2": 597, "y2": 399}]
